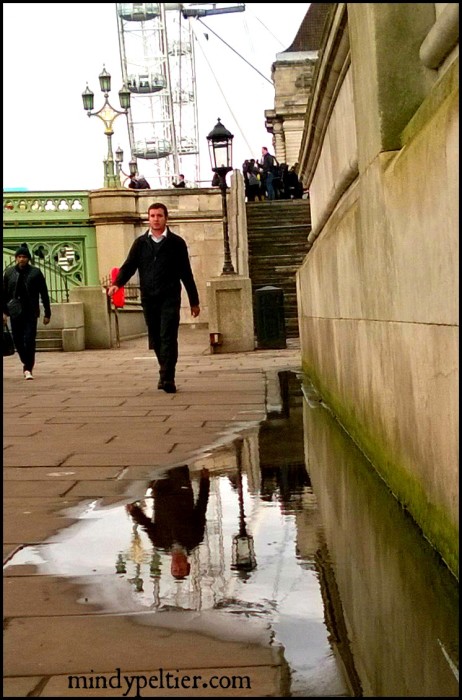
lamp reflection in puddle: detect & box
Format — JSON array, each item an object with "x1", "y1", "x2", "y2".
[
  {"x1": 115, "y1": 515, "x2": 150, "y2": 593},
  {"x1": 231, "y1": 440, "x2": 257, "y2": 579},
  {"x1": 150, "y1": 549, "x2": 162, "y2": 608}
]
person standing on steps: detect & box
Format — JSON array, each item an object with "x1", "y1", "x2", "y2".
[
  {"x1": 107, "y1": 202, "x2": 200, "y2": 393},
  {"x1": 3, "y1": 243, "x2": 51, "y2": 380},
  {"x1": 258, "y1": 146, "x2": 278, "y2": 201}
]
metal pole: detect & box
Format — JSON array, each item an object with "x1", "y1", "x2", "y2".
[
  {"x1": 219, "y1": 174, "x2": 235, "y2": 275},
  {"x1": 106, "y1": 132, "x2": 116, "y2": 187}
]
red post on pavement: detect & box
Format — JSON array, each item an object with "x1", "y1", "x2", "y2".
[{"x1": 110, "y1": 268, "x2": 125, "y2": 308}]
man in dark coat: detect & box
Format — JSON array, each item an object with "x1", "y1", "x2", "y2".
[
  {"x1": 107, "y1": 202, "x2": 200, "y2": 393},
  {"x1": 172, "y1": 174, "x2": 186, "y2": 188},
  {"x1": 126, "y1": 465, "x2": 210, "y2": 580},
  {"x1": 3, "y1": 243, "x2": 51, "y2": 379},
  {"x1": 259, "y1": 146, "x2": 278, "y2": 200}
]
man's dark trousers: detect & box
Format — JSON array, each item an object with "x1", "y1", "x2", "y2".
[
  {"x1": 143, "y1": 296, "x2": 180, "y2": 383},
  {"x1": 11, "y1": 313, "x2": 38, "y2": 372}
]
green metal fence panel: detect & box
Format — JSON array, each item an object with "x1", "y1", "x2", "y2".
[{"x1": 2, "y1": 191, "x2": 99, "y2": 292}]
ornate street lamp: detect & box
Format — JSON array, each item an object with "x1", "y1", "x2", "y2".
[
  {"x1": 207, "y1": 118, "x2": 236, "y2": 275},
  {"x1": 81, "y1": 65, "x2": 131, "y2": 188}
]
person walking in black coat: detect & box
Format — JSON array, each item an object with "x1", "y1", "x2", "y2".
[
  {"x1": 3, "y1": 243, "x2": 51, "y2": 380},
  {"x1": 107, "y1": 202, "x2": 200, "y2": 393}
]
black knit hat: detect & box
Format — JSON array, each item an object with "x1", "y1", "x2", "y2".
[{"x1": 15, "y1": 243, "x2": 31, "y2": 259}]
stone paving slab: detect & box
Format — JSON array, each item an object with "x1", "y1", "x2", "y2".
[
  {"x1": 4, "y1": 613, "x2": 284, "y2": 677},
  {"x1": 3, "y1": 677, "x2": 44, "y2": 698},
  {"x1": 44, "y1": 415, "x2": 169, "y2": 424},
  {"x1": 3, "y1": 448, "x2": 77, "y2": 467},
  {"x1": 3, "y1": 575, "x2": 106, "y2": 617},
  {"x1": 3, "y1": 497, "x2": 90, "y2": 545},
  {"x1": 61, "y1": 451, "x2": 177, "y2": 467},
  {"x1": 5, "y1": 436, "x2": 120, "y2": 449},
  {"x1": 3, "y1": 466, "x2": 123, "y2": 481},
  {"x1": 63, "y1": 479, "x2": 148, "y2": 499},
  {"x1": 3, "y1": 481, "x2": 77, "y2": 498},
  {"x1": 4, "y1": 516, "x2": 79, "y2": 544}
]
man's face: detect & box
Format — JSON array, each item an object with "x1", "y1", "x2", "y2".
[
  {"x1": 149, "y1": 207, "x2": 167, "y2": 233},
  {"x1": 15, "y1": 254, "x2": 29, "y2": 268},
  {"x1": 171, "y1": 552, "x2": 190, "y2": 579}
]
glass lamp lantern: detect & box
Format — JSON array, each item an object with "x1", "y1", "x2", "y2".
[
  {"x1": 231, "y1": 530, "x2": 256, "y2": 572},
  {"x1": 82, "y1": 85, "x2": 94, "y2": 112},
  {"x1": 99, "y1": 65, "x2": 111, "y2": 93},
  {"x1": 206, "y1": 118, "x2": 234, "y2": 172},
  {"x1": 115, "y1": 146, "x2": 124, "y2": 164},
  {"x1": 118, "y1": 83, "x2": 131, "y2": 110},
  {"x1": 129, "y1": 158, "x2": 138, "y2": 176}
]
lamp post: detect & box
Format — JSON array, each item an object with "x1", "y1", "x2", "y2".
[
  {"x1": 81, "y1": 66, "x2": 131, "y2": 188},
  {"x1": 207, "y1": 118, "x2": 236, "y2": 275},
  {"x1": 115, "y1": 146, "x2": 138, "y2": 184}
]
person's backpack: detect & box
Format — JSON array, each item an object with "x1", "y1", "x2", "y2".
[
  {"x1": 271, "y1": 156, "x2": 280, "y2": 176},
  {"x1": 137, "y1": 177, "x2": 150, "y2": 189},
  {"x1": 248, "y1": 171, "x2": 259, "y2": 187}
]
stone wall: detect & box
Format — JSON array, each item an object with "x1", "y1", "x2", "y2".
[{"x1": 296, "y1": 4, "x2": 458, "y2": 575}]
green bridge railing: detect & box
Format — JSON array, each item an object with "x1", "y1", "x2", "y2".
[{"x1": 3, "y1": 191, "x2": 99, "y2": 292}]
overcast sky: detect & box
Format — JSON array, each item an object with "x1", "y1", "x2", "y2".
[{"x1": 3, "y1": 3, "x2": 309, "y2": 191}]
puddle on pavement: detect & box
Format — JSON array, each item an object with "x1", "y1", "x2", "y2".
[{"x1": 5, "y1": 372, "x2": 459, "y2": 697}]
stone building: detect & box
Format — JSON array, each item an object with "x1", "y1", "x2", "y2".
[{"x1": 264, "y1": 3, "x2": 331, "y2": 168}]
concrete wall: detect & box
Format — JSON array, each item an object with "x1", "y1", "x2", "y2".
[
  {"x1": 296, "y1": 4, "x2": 458, "y2": 575},
  {"x1": 110, "y1": 307, "x2": 148, "y2": 342},
  {"x1": 48, "y1": 302, "x2": 85, "y2": 352}
]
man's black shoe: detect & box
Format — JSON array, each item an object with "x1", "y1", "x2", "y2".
[
  {"x1": 157, "y1": 380, "x2": 164, "y2": 390},
  {"x1": 162, "y1": 381, "x2": 177, "y2": 394}
]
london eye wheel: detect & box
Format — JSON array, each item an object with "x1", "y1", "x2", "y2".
[{"x1": 116, "y1": 3, "x2": 245, "y2": 188}]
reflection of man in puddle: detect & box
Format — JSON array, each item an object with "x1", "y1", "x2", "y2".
[{"x1": 126, "y1": 465, "x2": 210, "y2": 580}]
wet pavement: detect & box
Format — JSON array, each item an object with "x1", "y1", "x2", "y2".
[
  {"x1": 3, "y1": 326, "x2": 310, "y2": 697},
  {"x1": 3, "y1": 327, "x2": 458, "y2": 697}
]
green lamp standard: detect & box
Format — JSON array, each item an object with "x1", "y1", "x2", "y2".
[
  {"x1": 207, "y1": 118, "x2": 236, "y2": 275},
  {"x1": 81, "y1": 66, "x2": 131, "y2": 188}
]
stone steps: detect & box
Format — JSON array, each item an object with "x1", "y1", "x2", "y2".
[
  {"x1": 246, "y1": 199, "x2": 311, "y2": 339},
  {"x1": 36, "y1": 328, "x2": 63, "y2": 352}
]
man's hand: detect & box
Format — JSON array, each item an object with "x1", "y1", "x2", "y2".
[
  {"x1": 3, "y1": 313, "x2": 8, "y2": 325},
  {"x1": 107, "y1": 285, "x2": 119, "y2": 297},
  {"x1": 191, "y1": 305, "x2": 200, "y2": 318},
  {"x1": 43, "y1": 317, "x2": 50, "y2": 326}
]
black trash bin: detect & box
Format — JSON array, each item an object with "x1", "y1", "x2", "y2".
[{"x1": 255, "y1": 285, "x2": 287, "y2": 349}]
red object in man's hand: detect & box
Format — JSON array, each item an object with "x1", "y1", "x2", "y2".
[{"x1": 110, "y1": 268, "x2": 125, "y2": 308}]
